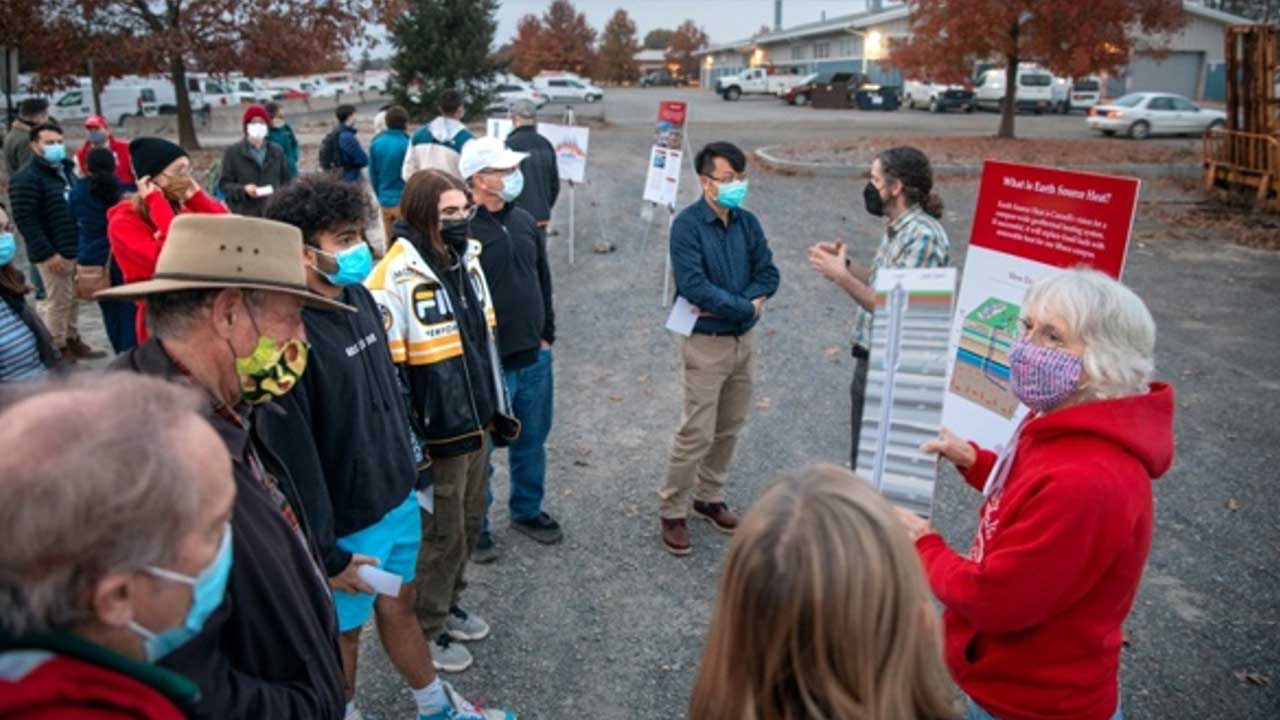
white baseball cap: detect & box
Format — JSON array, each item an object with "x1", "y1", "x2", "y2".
[{"x1": 459, "y1": 136, "x2": 528, "y2": 180}]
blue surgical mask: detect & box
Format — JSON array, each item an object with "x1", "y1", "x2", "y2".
[
  {"x1": 498, "y1": 169, "x2": 524, "y2": 202},
  {"x1": 323, "y1": 243, "x2": 373, "y2": 286},
  {"x1": 129, "y1": 525, "x2": 233, "y2": 663},
  {"x1": 0, "y1": 233, "x2": 15, "y2": 266},
  {"x1": 88, "y1": 130, "x2": 109, "y2": 145},
  {"x1": 41, "y1": 143, "x2": 66, "y2": 165},
  {"x1": 716, "y1": 179, "x2": 749, "y2": 209}
]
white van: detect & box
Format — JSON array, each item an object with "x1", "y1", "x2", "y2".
[
  {"x1": 975, "y1": 65, "x2": 1056, "y2": 114},
  {"x1": 531, "y1": 74, "x2": 603, "y2": 103},
  {"x1": 1067, "y1": 76, "x2": 1103, "y2": 112},
  {"x1": 50, "y1": 80, "x2": 160, "y2": 128},
  {"x1": 225, "y1": 76, "x2": 274, "y2": 105},
  {"x1": 185, "y1": 74, "x2": 235, "y2": 112}
]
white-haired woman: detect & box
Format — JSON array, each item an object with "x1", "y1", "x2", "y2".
[
  {"x1": 895, "y1": 268, "x2": 1175, "y2": 720},
  {"x1": 0, "y1": 374, "x2": 235, "y2": 718}
]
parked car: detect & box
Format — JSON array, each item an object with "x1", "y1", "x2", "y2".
[
  {"x1": 779, "y1": 73, "x2": 820, "y2": 105},
  {"x1": 1086, "y1": 92, "x2": 1226, "y2": 140},
  {"x1": 903, "y1": 79, "x2": 975, "y2": 113},
  {"x1": 640, "y1": 69, "x2": 685, "y2": 87},
  {"x1": 532, "y1": 74, "x2": 604, "y2": 103},
  {"x1": 491, "y1": 80, "x2": 548, "y2": 111},
  {"x1": 1067, "y1": 77, "x2": 1103, "y2": 113},
  {"x1": 975, "y1": 64, "x2": 1057, "y2": 113},
  {"x1": 226, "y1": 77, "x2": 274, "y2": 104},
  {"x1": 717, "y1": 66, "x2": 806, "y2": 101},
  {"x1": 49, "y1": 80, "x2": 160, "y2": 127},
  {"x1": 185, "y1": 74, "x2": 234, "y2": 112}
]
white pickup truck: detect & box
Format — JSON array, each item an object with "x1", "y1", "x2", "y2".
[{"x1": 716, "y1": 67, "x2": 805, "y2": 101}]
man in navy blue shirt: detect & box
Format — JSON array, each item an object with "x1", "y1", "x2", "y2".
[{"x1": 659, "y1": 141, "x2": 780, "y2": 557}]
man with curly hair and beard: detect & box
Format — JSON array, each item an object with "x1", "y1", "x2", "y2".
[{"x1": 261, "y1": 174, "x2": 513, "y2": 720}]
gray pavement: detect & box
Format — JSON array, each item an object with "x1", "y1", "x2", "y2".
[{"x1": 66, "y1": 87, "x2": 1278, "y2": 719}]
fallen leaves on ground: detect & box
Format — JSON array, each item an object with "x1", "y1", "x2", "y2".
[
  {"x1": 1226, "y1": 498, "x2": 1242, "y2": 511},
  {"x1": 771, "y1": 135, "x2": 1199, "y2": 168},
  {"x1": 1138, "y1": 202, "x2": 1280, "y2": 251},
  {"x1": 1234, "y1": 671, "x2": 1271, "y2": 687},
  {"x1": 755, "y1": 397, "x2": 772, "y2": 411}
]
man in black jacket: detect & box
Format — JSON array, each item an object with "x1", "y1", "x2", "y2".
[
  {"x1": 459, "y1": 137, "x2": 562, "y2": 561},
  {"x1": 503, "y1": 100, "x2": 558, "y2": 229},
  {"x1": 9, "y1": 122, "x2": 104, "y2": 360},
  {"x1": 219, "y1": 104, "x2": 292, "y2": 217},
  {"x1": 260, "y1": 175, "x2": 513, "y2": 720},
  {"x1": 101, "y1": 213, "x2": 351, "y2": 720}
]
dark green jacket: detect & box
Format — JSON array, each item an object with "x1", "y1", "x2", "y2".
[{"x1": 267, "y1": 124, "x2": 300, "y2": 178}]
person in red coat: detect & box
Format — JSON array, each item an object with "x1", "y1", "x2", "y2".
[
  {"x1": 75, "y1": 115, "x2": 133, "y2": 184},
  {"x1": 896, "y1": 268, "x2": 1175, "y2": 720},
  {"x1": 0, "y1": 374, "x2": 236, "y2": 719},
  {"x1": 107, "y1": 136, "x2": 226, "y2": 342}
]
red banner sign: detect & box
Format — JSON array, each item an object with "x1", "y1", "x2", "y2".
[
  {"x1": 657, "y1": 101, "x2": 687, "y2": 127},
  {"x1": 970, "y1": 161, "x2": 1140, "y2": 278}
]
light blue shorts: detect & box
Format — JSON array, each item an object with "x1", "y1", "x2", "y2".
[{"x1": 332, "y1": 491, "x2": 420, "y2": 632}]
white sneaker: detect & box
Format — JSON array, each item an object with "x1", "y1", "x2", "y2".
[
  {"x1": 418, "y1": 681, "x2": 514, "y2": 720},
  {"x1": 430, "y1": 633, "x2": 473, "y2": 673},
  {"x1": 445, "y1": 605, "x2": 490, "y2": 642}
]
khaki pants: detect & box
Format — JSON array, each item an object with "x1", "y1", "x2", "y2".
[
  {"x1": 380, "y1": 206, "x2": 400, "y2": 251},
  {"x1": 36, "y1": 259, "x2": 79, "y2": 348},
  {"x1": 659, "y1": 332, "x2": 755, "y2": 519},
  {"x1": 414, "y1": 442, "x2": 487, "y2": 639}
]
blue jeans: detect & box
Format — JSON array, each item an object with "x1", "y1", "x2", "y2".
[
  {"x1": 486, "y1": 348, "x2": 554, "y2": 527},
  {"x1": 965, "y1": 695, "x2": 1123, "y2": 720}
]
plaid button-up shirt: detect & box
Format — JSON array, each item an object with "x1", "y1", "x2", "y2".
[{"x1": 852, "y1": 205, "x2": 952, "y2": 351}]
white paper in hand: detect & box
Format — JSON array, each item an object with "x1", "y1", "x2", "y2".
[
  {"x1": 256, "y1": 185, "x2": 274, "y2": 197},
  {"x1": 417, "y1": 489, "x2": 434, "y2": 514},
  {"x1": 356, "y1": 565, "x2": 403, "y2": 597},
  {"x1": 665, "y1": 296, "x2": 699, "y2": 337}
]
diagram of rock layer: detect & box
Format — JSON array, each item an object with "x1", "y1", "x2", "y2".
[{"x1": 950, "y1": 296, "x2": 1021, "y2": 419}]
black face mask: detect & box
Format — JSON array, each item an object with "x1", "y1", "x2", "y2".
[
  {"x1": 863, "y1": 182, "x2": 886, "y2": 217},
  {"x1": 441, "y1": 219, "x2": 469, "y2": 252}
]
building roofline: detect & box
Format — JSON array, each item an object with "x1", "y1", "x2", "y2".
[
  {"x1": 1183, "y1": 1, "x2": 1254, "y2": 26},
  {"x1": 697, "y1": 5, "x2": 910, "y2": 56}
]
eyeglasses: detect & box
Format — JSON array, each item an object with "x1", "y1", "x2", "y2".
[{"x1": 440, "y1": 204, "x2": 477, "y2": 222}]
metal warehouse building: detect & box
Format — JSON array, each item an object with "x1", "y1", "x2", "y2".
[{"x1": 696, "y1": 0, "x2": 1251, "y2": 102}]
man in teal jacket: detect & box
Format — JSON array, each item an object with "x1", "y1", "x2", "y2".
[
  {"x1": 265, "y1": 102, "x2": 300, "y2": 180},
  {"x1": 369, "y1": 105, "x2": 411, "y2": 242}
]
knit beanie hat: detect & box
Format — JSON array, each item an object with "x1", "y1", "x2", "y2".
[
  {"x1": 242, "y1": 104, "x2": 271, "y2": 128},
  {"x1": 129, "y1": 137, "x2": 188, "y2": 180}
]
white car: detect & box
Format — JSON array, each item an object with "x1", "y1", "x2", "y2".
[
  {"x1": 226, "y1": 77, "x2": 274, "y2": 104},
  {"x1": 532, "y1": 75, "x2": 603, "y2": 103},
  {"x1": 1087, "y1": 92, "x2": 1226, "y2": 139},
  {"x1": 903, "y1": 79, "x2": 975, "y2": 113},
  {"x1": 491, "y1": 81, "x2": 548, "y2": 111}
]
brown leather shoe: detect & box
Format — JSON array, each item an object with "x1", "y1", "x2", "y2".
[
  {"x1": 65, "y1": 336, "x2": 107, "y2": 360},
  {"x1": 693, "y1": 501, "x2": 739, "y2": 534},
  {"x1": 660, "y1": 518, "x2": 691, "y2": 556}
]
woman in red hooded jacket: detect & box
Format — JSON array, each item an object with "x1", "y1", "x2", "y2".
[
  {"x1": 107, "y1": 137, "x2": 226, "y2": 342},
  {"x1": 896, "y1": 268, "x2": 1175, "y2": 720}
]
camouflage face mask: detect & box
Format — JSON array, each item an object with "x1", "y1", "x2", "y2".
[{"x1": 233, "y1": 334, "x2": 309, "y2": 404}]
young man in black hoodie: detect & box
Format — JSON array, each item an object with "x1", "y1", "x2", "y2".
[
  {"x1": 261, "y1": 175, "x2": 513, "y2": 720},
  {"x1": 459, "y1": 137, "x2": 561, "y2": 562}
]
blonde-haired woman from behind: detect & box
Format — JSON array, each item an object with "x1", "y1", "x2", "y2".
[{"x1": 690, "y1": 464, "x2": 958, "y2": 720}]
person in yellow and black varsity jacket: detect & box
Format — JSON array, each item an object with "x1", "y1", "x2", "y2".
[{"x1": 365, "y1": 168, "x2": 517, "y2": 675}]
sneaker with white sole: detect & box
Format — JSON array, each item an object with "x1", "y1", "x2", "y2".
[
  {"x1": 430, "y1": 633, "x2": 473, "y2": 673},
  {"x1": 418, "y1": 681, "x2": 515, "y2": 720},
  {"x1": 445, "y1": 605, "x2": 490, "y2": 642}
]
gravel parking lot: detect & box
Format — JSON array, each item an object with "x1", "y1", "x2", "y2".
[{"x1": 70, "y1": 87, "x2": 1278, "y2": 719}]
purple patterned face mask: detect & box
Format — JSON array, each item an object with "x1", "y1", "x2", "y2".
[{"x1": 1009, "y1": 340, "x2": 1083, "y2": 412}]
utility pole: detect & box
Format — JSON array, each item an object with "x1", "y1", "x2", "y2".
[{"x1": 774, "y1": 0, "x2": 782, "y2": 31}]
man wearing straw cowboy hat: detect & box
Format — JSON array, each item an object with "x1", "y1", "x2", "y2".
[{"x1": 100, "y1": 213, "x2": 351, "y2": 719}]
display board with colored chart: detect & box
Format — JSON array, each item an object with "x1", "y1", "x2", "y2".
[
  {"x1": 856, "y1": 268, "x2": 956, "y2": 518},
  {"x1": 942, "y1": 161, "x2": 1139, "y2": 452}
]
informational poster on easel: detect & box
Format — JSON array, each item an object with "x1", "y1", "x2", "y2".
[
  {"x1": 642, "y1": 101, "x2": 688, "y2": 207},
  {"x1": 943, "y1": 161, "x2": 1139, "y2": 451},
  {"x1": 537, "y1": 119, "x2": 590, "y2": 264},
  {"x1": 857, "y1": 268, "x2": 956, "y2": 518}
]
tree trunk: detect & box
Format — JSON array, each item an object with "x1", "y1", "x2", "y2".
[
  {"x1": 88, "y1": 59, "x2": 102, "y2": 117},
  {"x1": 170, "y1": 56, "x2": 200, "y2": 150},
  {"x1": 998, "y1": 53, "x2": 1019, "y2": 139}
]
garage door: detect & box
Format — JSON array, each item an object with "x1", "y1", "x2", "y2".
[{"x1": 1127, "y1": 51, "x2": 1203, "y2": 100}]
